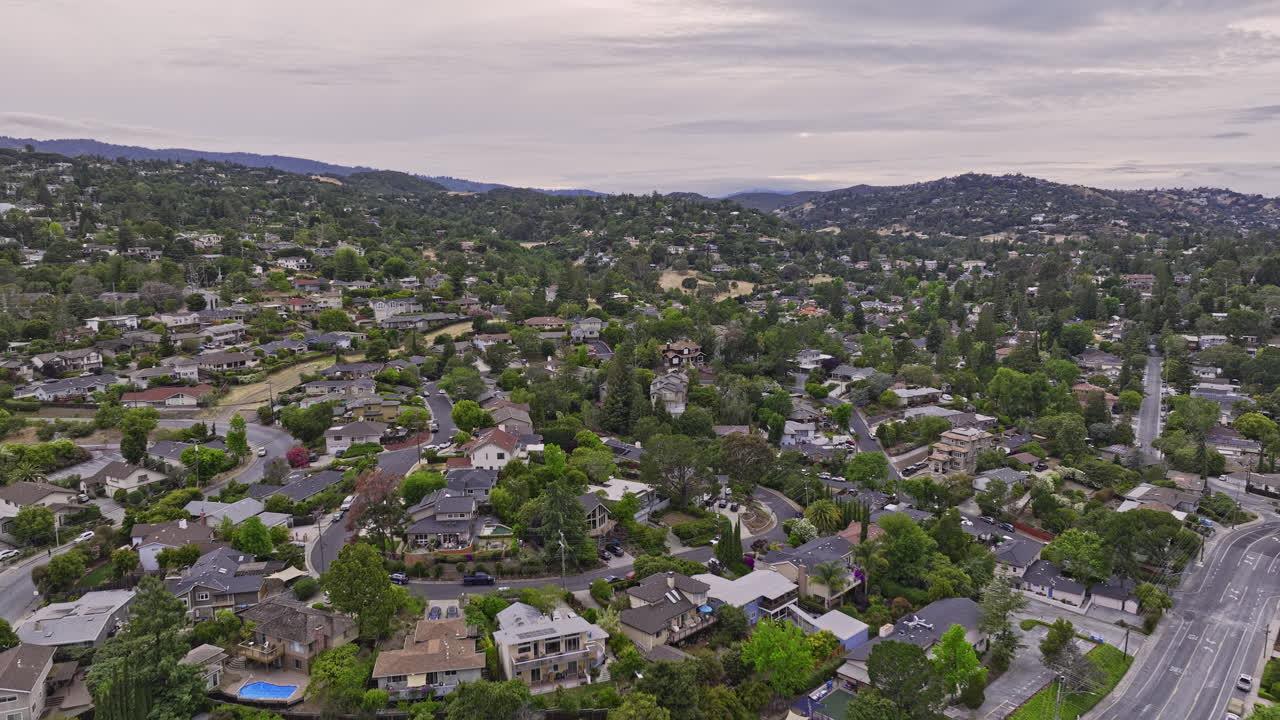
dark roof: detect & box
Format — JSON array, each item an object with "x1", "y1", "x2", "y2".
[
  {"x1": 846, "y1": 598, "x2": 980, "y2": 662},
  {"x1": 239, "y1": 595, "x2": 355, "y2": 644},
  {"x1": 0, "y1": 643, "x2": 55, "y2": 693},
  {"x1": 620, "y1": 596, "x2": 696, "y2": 635},
  {"x1": 628, "y1": 573, "x2": 709, "y2": 605},
  {"x1": 249, "y1": 470, "x2": 344, "y2": 502},
  {"x1": 765, "y1": 535, "x2": 853, "y2": 567},
  {"x1": 446, "y1": 468, "x2": 498, "y2": 492},
  {"x1": 1090, "y1": 575, "x2": 1138, "y2": 601},
  {"x1": 1022, "y1": 560, "x2": 1086, "y2": 595},
  {"x1": 993, "y1": 538, "x2": 1043, "y2": 568}
]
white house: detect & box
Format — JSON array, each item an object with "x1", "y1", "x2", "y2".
[
  {"x1": 462, "y1": 428, "x2": 521, "y2": 471},
  {"x1": 324, "y1": 421, "x2": 388, "y2": 454}
]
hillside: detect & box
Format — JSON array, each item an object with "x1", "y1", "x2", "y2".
[
  {"x1": 766, "y1": 173, "x2": 1280, "y2": 237},
  {"x1": 0, "y1": 136, "x2": 604, "y2": 197},
  {"x1": 724, "y1": 190, "x2": 823, "y2": 213}
]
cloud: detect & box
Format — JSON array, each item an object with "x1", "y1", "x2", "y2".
[
  {"x1": 1231, "y1": 105, "x2": 1280, "y2": 123},
  {"x1": 1210, "y1": 131, "x2": 1252, "y2": 139}
]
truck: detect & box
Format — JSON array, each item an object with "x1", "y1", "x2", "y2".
[
  {"x1": 462, "y1": 572, "x2": 496, "y2": 586},
  {"x1": 340, "y1": 495, "x2": 355, "y2": 512}
]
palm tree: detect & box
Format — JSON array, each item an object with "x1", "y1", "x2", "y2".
[
  {"x1": 811, "y1": 560, "x2": 849, "y2": 604},
  {"x1": 8, "y1": 462, "x2": 43, "y2": 485},
  {"x1": 805, "y1": 499, "x2": 843, "y2": 534}
]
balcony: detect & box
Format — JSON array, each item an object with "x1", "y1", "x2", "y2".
[
  {"x1": 512, "y1": 645, "x2": 597, "y2": 672},
  {"x1": 238, "y1": 639, "x2": 283, "y2": 664}
]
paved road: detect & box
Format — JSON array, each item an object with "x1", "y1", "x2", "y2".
[
  {"x1": 0, "y1": 538, "x2": 86, "y2": 622},
  {"x1": 848, "y1": 407, "x2": 901, "y2": 481},
  {"x1": 422, "y1": 382, "x2": 456, "y2": 440},
  {"x1": 1136, "y1": 354, "x2": 1163, "y2": 462},
  {"x1": 1091, "y1": 521, "x2": 1280, "y2": 720}
]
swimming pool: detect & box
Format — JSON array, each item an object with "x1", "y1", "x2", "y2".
[{"x1": 239, "y1": 681, "x2": 298, "y2": 701}]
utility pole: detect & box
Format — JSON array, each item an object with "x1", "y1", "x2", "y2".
[{"x1": 558, "y1": 531, "x2": 568, "y2": 591}]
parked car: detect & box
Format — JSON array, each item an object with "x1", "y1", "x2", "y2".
[
  {"x1": 462, "y1": 572, "x2": 496, "y2": 586},
  {"x1": 389, "y1": 572, "x2": 408, "y2": 585},
  {"x1": 598, "y1": 549, "x2": 611, "y2": 561},
  {"x1": 76, "y1": 493, "x2": 90, "y2": 503},
  {"x1": 1237, "y1": 674, "x2": 1253, "y2": 692},
  {"x1": 604, "y1": 575, "x2": 621, "y2": 583},
  {"x1": 446, "y1": 605, "x2": 459, "y2": 618},
  {"x1": 1034, "y1": 462, "x2": 1049, "y2": 471},
  {"x1": 979, "y1": 516, "x2": 996, "y2": 525},
  {"x1": 717, "y1": 499, "x2": 728, "y2": 508},
  {"x1": 428, "y1": 606, "x2": 442, "y2": 619},
  {"x1": 0, "y1": 549, "x2": 20, "y2": 562},
  {"x1": 73, "y1": 531, "x2": 96, "y2": 544},
  {"x1": 998, "y1": 522, "x2": 1015, "y2": 532},
  {"x1": 608, "y1": 545, "x2": 624, "y2": 558},
  {"x1": 729, "y1": 503, "x2": 740, "y2": 512}
]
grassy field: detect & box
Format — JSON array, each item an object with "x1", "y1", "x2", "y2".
[
  {"x1": 657, "y1": 270, "x2": 755, "y2": 301},
  {"x1": 77, "y1": 563, "x2": 114, "y2": 591},
  {"x1": 1011, "y1": 645, "x2": 1132, "y2": 720}
]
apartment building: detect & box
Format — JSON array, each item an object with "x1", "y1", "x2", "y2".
[{"x1": 927, "y1": 427, "x2": 996, "y2": 475}]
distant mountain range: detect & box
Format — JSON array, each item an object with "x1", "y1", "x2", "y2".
[
  {"x1": 732, "y1": 173, "x2": 1280, "y2": 235},
  {"x1": 0, "y1": 136, "x2": 605, "y2": 197},
  {"x1": 5, "y1": 136, "x2": 1277, "y2": 236}
]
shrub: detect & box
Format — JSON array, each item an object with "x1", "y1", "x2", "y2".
[
  {"x1": 590, "y1": 578, "x2": 613, "y2": 606},
  {"x1": 671, "y1": 517, "x2": 721, "y2": 545},
  {"x1": 293, "y1": 576, "x2": 320, "y2": 601}
]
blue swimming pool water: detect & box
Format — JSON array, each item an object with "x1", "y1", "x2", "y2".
[{"x1": 239, "y1": 681, "x2": 297, "y2": 700}]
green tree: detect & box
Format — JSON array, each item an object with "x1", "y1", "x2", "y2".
[
  {"x1": 878, "y1": 513, "x2": 938, "y2": 586},
  {"x1": 110, "y1": 547, "x2": 139, "y2": 579},
  {"x1": 635, "y1": 660, "x2": 705, "y2": 720},
  {"x1": 979, "y1": 576, "x2": 1028, "y2": 671},
  {"x1": 844, "y1": 452, "x2": 889, "y2": 486},
  {"x1": 1042, "y1": 528, "x2": 1111, "y2": 585},
  {"x1": 811, "y1": 560, "x2": 849, "y2": 598},
  {"x1": 451, "y1": 400, "x2": 494, "y2": 433},
  {"x1": 322, "y1": 542, "x2": 403, "y2": 638},
  {"x1": 10, "y1": 505, "x2": 55, "y2": 546},
  {"x1": 88, "y1": 576, "x2": 206, "y2": 720},
  {"x1": 932, "y1": 624, "x2": 982, "y2": 700},
  {"x1": 233, "y1": 517, "x2": 274, "y2": 556},
  {"x1": 306, "y1": 644, "x2": 370, "y2": 711},
  {"x1": 0, "y1": 619, "x2": 18, "y2": 651},
  {"x1": 440, "y1": 366, "x2": 486, "y2": 401},
  {"x1": 280, "y1": 402, "x2": 336, "y2": 445},
  {"x1": 398, "y1": 406, "x2": 432, "y2": 438},
  {"x1": 401, "y1": 470, "x2": 445, "y2": 506},
  {"x1": 609, "y1": 693, "x2": 672, "y2": 720},
  {"x1": 226, "y1": 413, "x2": 249, "y2": 458},
  {"x1": 1035, "y1": 413, "x2": 1088, "y2": 458},
  {"x1": 866, "y1": 640, "x2": 944, "y2": 720},
  {"x1": 641, "y1": 434, "x2": 710, "y2": 508},
  {"x1": 181, "y1": 446, "x2": 230, "y2": 485},
  {"x1": 601, "y1": 347, "x2": 642, "y2": 435},
  {"x1": 740, "y1": 619, "x2": 814, "y2": 696},
  {"x1": 119, "y1": 407, "x2": 159, "y2": 465},
  {"x1": 36, "y1": 549, "x2": 86, "y2": 594},
  {"x1": 1118, "y1": 390, "x2": 1143, "y2": 414},
  {"x1": 445, "y1": 679, "x2": 533, "y2": 720},
  {"x1": 805, "y1": 499, "x2": 844, "y2": 534},
  {"x1": 1039, "y1": 618, "x2": 1076, "y2": 668},
  {"x1": 845, "y1": 689, "x2": 907, "y2": 720}
]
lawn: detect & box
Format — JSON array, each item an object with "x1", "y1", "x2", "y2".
[
  {"x1": 76, "y1": 562, "x2": 114, "y2": 591},
  {"x1": 1010, "y1": 645, "x2": 1132, "y2": 720}
]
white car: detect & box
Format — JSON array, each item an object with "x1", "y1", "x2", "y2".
[
  {"x1": 73, "y1": 531, "x2": 96, "y2": 544},
  {"x1": 257, "y1": 447, "x2": 268, "y2": 457},
  {"x1": 1237, "y1": 674, "x2": 1253, "y2": 692},
  {"x1": 0, "y1": 549, "x2": 20, "y2": 562}
]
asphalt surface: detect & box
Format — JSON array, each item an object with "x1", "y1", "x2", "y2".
[
  {"x1": 1136, "y1": 354, "x2": 1163, "y2": 462},
  {"x1": 422, "y1": 381, "x2": 457, "y2": 440},
  {"x1": 1092, "y1": 520, "x2": 1280, "y2": 720},
  {"x1": 847, "y1": 407, "x2": 901, "y2": 480}
]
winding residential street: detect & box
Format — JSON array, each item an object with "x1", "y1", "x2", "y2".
[
  {"x1": 848, "y1": 407, "x2": 901, "y2": 480},
  {"x1": 1136, "y1": 353, "x2": 1164, "y2": 462}
]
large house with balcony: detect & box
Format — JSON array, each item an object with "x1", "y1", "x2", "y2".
[
  {"x1": 0, "y1": 643, "x2": 56, "y2": 720},
  {"x1": 927, "y1": 427, "x2": 996, "y2": 475},
  {"x1": 167, "y1": 548, "x2": 285, "y2": 621},
  {"x1": 492, "y1": 603, "x2": 608, "y2": 694},
  {"x1": 693, "y1": 569, "x2": 799, "y2": 625},
  {"x1": 577, "y1": 493, "x2": 614, "y2": 538},
  {"x1": 762, "y1": 535, "x2": 860, "y2": 609},
  {"x1": 649, "y1": 372, "x2": 688, "y2": 416},
  {"x1": 660, "y1": 340, "x2": 704, "y2": 367},
  {"x1": 236, "y1": 595, "x2": 357, "y2": 674},
  {"x1": 619, "y1": 572, "x2": 716, "y2": 652},
  {"x1": 371, "y1": 618, "x2": 485, "y2": 700},
  {"x1": 406, "y1": 491, "x2": 477, "y2": 550}
]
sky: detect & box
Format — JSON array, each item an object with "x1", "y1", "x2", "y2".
[{"x1": 3, "y1": 0, "x2": 1280, "y2": 196}]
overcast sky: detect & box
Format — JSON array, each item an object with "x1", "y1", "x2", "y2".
[{"x1": 3, "y1": 0, "x2": 1280, "y2": 195}]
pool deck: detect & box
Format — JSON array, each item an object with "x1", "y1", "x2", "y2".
[{"x1": 221, "y1": 668, "x2": 308, "y2": 706}]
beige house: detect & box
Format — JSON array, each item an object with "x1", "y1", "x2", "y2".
[
  {"x1": 492, "y1": 603, "x2": 608, "y2": 694},
  {"x1": 371, "y1": 618, "x2": 485, "y2": 700},
  {"x1": 927, "y1": 427, "x2": 996, "y2": 475},
  {"x1": 577, "y1": 493, "x2": 614, "y2": 538},
  {"x1": 619, "y1": 572, "x2": 716, "y2": 651}
]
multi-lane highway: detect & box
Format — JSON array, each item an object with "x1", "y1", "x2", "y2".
[{"x1": 1092, "y1": 521, "x2": 1280, "y2": 720}]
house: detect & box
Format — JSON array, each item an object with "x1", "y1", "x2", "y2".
[
  {"x1": 13, "y1": 374, "x2": 119, "y2": 402},
  {"x1": 762, "y1": 536, "x2": 859, "y2": 609},
  {"x1": 172, "y1": 351, "x2": 257, "y2": 374},
  {"x1": 236, "y1": 595, "x2": 357, "y2": 674},
  {"x1": 121, "y1": 383, "x2": 214, "y2": 408},
  {"x1": 790, "y1": 606, "x2": 870, "y2": 651},
  {"x1": 445, "y1": 468, "x2": 498, "y2": 501},
  {"x1": 407, "y1": 492, "x2": 477, "y2": 550},
  {"x1": 994, "y1": 538, "x2": 1044, "y2": 578},
  {"x1": 30, "y1": 348, "x2": 103, "y2": 373},
  {"x1": 837, "y1": 598, "x2": 985, "y2": 687},
  {"x1": 201, "y1": 322, "x2": 246, "y2": 347},
  {"x1": 146, "y1": 438, "x2": 227, "y2": 469},
  {"x1": 570, "y1": 317, "x2": 605, "y2": 342},
  {"x1": 462, "y1": 428, "x2": 522, "y2": 471},
  {"x1": 491, "y1": 404, "x2": 534, "y2": 436},
  {"x1": 660, "y1": 340, "x2": 705, "y2": 367},
  {"x1": 167, "y1": 547, "x2": 284, "y2": 620},
  {"x1": 125, "y1": 364, "x2": 201, "y2": 388},
  {"x1": 372, "y1": 618, "x2": 486, "y2": 700},
  {"x1": 130, "y1": 518, "x2": 222, "y2": 573},
  {"x1": 974, "y1": 467, "x2": 1029, "y2": 493},
  {"x1": 585, "y1": 477, "x2": 667, "y2": 521},
  {"x1": 1077, "y1": 349, "x2": 1124, "y2": 377},
  {"x1": 522, "y1": 316, "x2": 566, "y2": 330},
  {"x1": 830, "y1": 364, "x2": 875, "y2": 383},
  {"x1": 1089, "y1": 576, "x2": 1140, "y2": 615},
  {"x1": 181, "y1": 644, "x2": 229, "y2": 691},
  {"x1": 619, "y1": 572, "x2": 716, "y2": 651},
  {"x1": 649, "y1": 372, "x2": 688, "y2": 416},
  {"x1": 927, "y1": 427, "x2": 996, "y2": 475},
  {"x1": 324, "y1": 420, "x2": 387, "y2": 454},
  {"x1": 0, "y1": 643, "x2": 56, "y2": 720},
  {"x1": 781, "y1": 420, "x2": 816, "y2": 447},
  {"x1": 16, "y1": 590, "x2": 136, "y2": 649},
  {"x1": 0, "y1": 483, "x2": 77, "y2": 537},
  {"x1": 889, "y1": 387, "x2": 943, "y2": 407},
  {"x1": 1017, "y1": 560, "x2": 1087, "y2": 608},
  {"x1": 153, "y1": 311, "x2": 201, "y2": 330},
  {"x1": 81, "y1": 461, "x2": 161, "y2": 495},
  {"x1": 248, "y1": 469, "x2": 345, "y2": 504},
  {"x1": 1207, "y1": 426, "x2": 1262, "y2": 468},
  {"x1": 578, "y1": 493, "x2": 614, "y2": 538},
  {"x1": 794, "y1": 348, "x2": 834, "y2": 371},
  {"x1": 184, "y1": 497, "x2": 289, "y2": 528},
  {"x1": 321, "y1": 362, "x2": 384, "y2": 380},
  {"x1": 692, "y1": 569, "x2": 800, "y2": 625},
  {"x1": 85, "y1": 314, "x2": 140, "y2": 333},
  {"x1": 492, "y1": 602, "x2": 608, "y2": 693},
  {"x1": 372, "y1": 298, "x2": 424, "y2": 323}
]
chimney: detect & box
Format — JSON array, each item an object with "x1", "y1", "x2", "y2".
[
  {"x1": 178, "y1": 518, "x2": 188, "y2": 530},
  {"x1": 666, "y1": 571, "x2": 675, "y2": 589},
  {"x1": 879, "y1": 623, "x2": 895, "y2": 638}
]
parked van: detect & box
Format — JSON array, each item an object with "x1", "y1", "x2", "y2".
[{"x1": 340, "y1": 495, "x2": 355, "y2": 511}]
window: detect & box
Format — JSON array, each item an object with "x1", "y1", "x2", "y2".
[
  {"x1": 389, "y1": 675, "x2": 407, "y2": 683},
  {"x1": 294, "y1": 659, "x2": 302, "y2": 670},
  {"x1": 517, "y1": 643, "x2": 532, "y2": 655},
  {"x1": 496, "y1": 452, "x2": 506, "y2": 460},
  {"x1": 564, "y1": 636, "x2": 580, "y2": 652},
  {"x1": 195, "y1": 591, "x2": 210, "y2": 601},
  {"x1": 544, "y1": 640, "x2": 561, "y2": 655},
  {"x1": 5, "y1": 712, "x2": 21, "y2": 720},
  {"x1": 0, "y1": 695, "x2": 17, "y2": 704}
]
